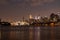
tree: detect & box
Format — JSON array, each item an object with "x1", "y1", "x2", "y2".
[{"x1": 50, "y1": 13, "x2": 55, "y2": 20}]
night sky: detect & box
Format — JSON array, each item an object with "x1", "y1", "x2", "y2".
[{"x1": 0, "y1": 0, "x2": 60, "y2": 21}]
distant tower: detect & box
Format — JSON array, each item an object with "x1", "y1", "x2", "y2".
[
  {"x1": 0, "y1": 18, "x2": 1, "y2": 22},
  {"x1": 57, "y1": 12, "x2": 60, "y2": 18},
  {"x1": 29, "y1": 14, "x2": 33, "y2": 19},
  {"x1": 22, "y1": 16, "x2": 25, "y2": 21}
]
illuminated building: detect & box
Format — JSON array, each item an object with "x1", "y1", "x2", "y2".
[
  {"x1": 57, "y1": 12, "x2": 60, "y2": 19},
  {"x1": 38, "y1": 16, "x2": 41, "y2": 20},
  {"x1": 29, "y1": 14, "x2": 33, "y2": 19},
  {"x1": 35, "y1": 16, "x2": 38, "y2": 20},
  {"x1": 29, "y1": 14, "x2": 34, "y2": 24},
  {"x1": 11, "y1": 21, "x2": 29, "y2": 26}
]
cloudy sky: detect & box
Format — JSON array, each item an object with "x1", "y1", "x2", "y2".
[{"x1": 0, "y1": 0, "x2": 60, "y2": 21}]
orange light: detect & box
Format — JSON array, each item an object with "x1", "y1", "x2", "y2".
[{"x1": 50, "y1": 23, "x2": 55, "y2": 27}]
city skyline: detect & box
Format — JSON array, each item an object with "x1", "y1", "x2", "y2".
[
  {"x1": 0, "y1": 13, "x2": 60, "y2": 22},
  {"x1": 0, "y1": 0, "x2": 60, "y2": 21}
]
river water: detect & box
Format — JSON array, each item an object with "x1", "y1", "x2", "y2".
[{"x1": 0, "y1": 26, "x2": 60, "y2": 40}]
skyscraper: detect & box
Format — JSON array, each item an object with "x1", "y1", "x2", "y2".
[{"x1": 29, "y1": 14, "x2": 33, "y2": 19}]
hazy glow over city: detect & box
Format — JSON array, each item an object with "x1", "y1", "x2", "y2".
[{"x1": 0, "y1": 0, "x2": 60, "y2": 21}]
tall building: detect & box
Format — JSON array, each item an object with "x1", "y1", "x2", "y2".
[
  {"x1": 57, "y1": 12, "x2": 60, "y2": 19},
  {"x1": 29, "y1": 14, "x2": 35, "y2": 24},
  {"x1": 29, "y1": 14, "x2": 33, "y2": 19}
]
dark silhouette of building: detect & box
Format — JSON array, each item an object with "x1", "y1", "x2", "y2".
[
  {"x1": 50, "y1": 13, "x2": 55, "y2": 20},
  {"x1": 1, "y1": 22, "x2": 11, "y2": 26},
  {"x1": 50, "y1": 13, "x2": 59, "y2": 22}
]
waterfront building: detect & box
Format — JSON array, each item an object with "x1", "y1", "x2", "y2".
[{"x1": 11, "y1": 20, "x2": 29, "y2": 26}]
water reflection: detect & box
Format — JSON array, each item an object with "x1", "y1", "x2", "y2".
[
  {"x1": 50, "y1": 27, "x2": 55, "y2": 40},
  {"x1": 34, "y1": 27, "x2": 40, "y2": 40},
  {"x1": 1, "y1": 26, "x2": 60, "y2": 40},
  {"x1": 0, "y1": 31, "x2": 1, "y2": 40},
  {"x1": 29, "y1": 27, "x2": 34, "y2": 40}
]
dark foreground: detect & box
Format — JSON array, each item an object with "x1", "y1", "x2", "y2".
[{"x1": 0, "y1": 26, "x2": 60, "y2": 40}]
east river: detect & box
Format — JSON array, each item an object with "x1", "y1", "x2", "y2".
[{"x1": 0, "y1": 26, "x2": 60, "y2": 40}]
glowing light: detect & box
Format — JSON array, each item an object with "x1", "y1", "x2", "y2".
[
  {"x1": 34, "y1": 16, "x2": 41, "y2": 19},
  {"x1": 11, "y1": 21, "x2": 29, "y2": 26},
  {"x1": 38, "y1": 16, "x2": 41, "y2": 19},
  {"x1": 50, "y1": 23, "x2": 55, "y2": 27},
  {"x1": 20, "y1": 21, "x2": 29, "y2": 25},
  {"x1": 35, "y1": 16, "x2": 38, "y2": 20},
  {"x1": 29, "y1": 14, "x2": 33, "y2": 19}
]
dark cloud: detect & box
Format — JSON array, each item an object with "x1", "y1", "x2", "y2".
[
  {"x1": 0, "y1": 0, "x2": 55, "y2": 6},
  {"x1": 27, "y1": 0, "x2": 55, "y2": 6},
  {"x1": 0, "y1": 0, "x2": 8, "y2": 5}
]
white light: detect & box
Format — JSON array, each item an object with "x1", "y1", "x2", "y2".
[
  {"x1": 11, "y1": 21, "x2": 29, "y2": 26},
  {"x1": 38, "y1": 16, "x2": 41, "y2": 19},
  {"x1": 20, "y1": 21, "x2": 29, "y2": 25},
  {"x1": 57, "y1": 12, "x2": 60, "y2": 13},
  {"x1": 11, "y1": 22, "x2": 19, "y2": 26},
  {"x1": 35, "y1": 16, "x2": 38, "y2": 19}
]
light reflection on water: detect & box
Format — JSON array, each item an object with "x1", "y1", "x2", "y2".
[
  {"x1": 0, "y1": 31, "x2": 1, "y2": 40},
  {"x1": 1, "y1": 26, "x2": 60, "y2": 40}
]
